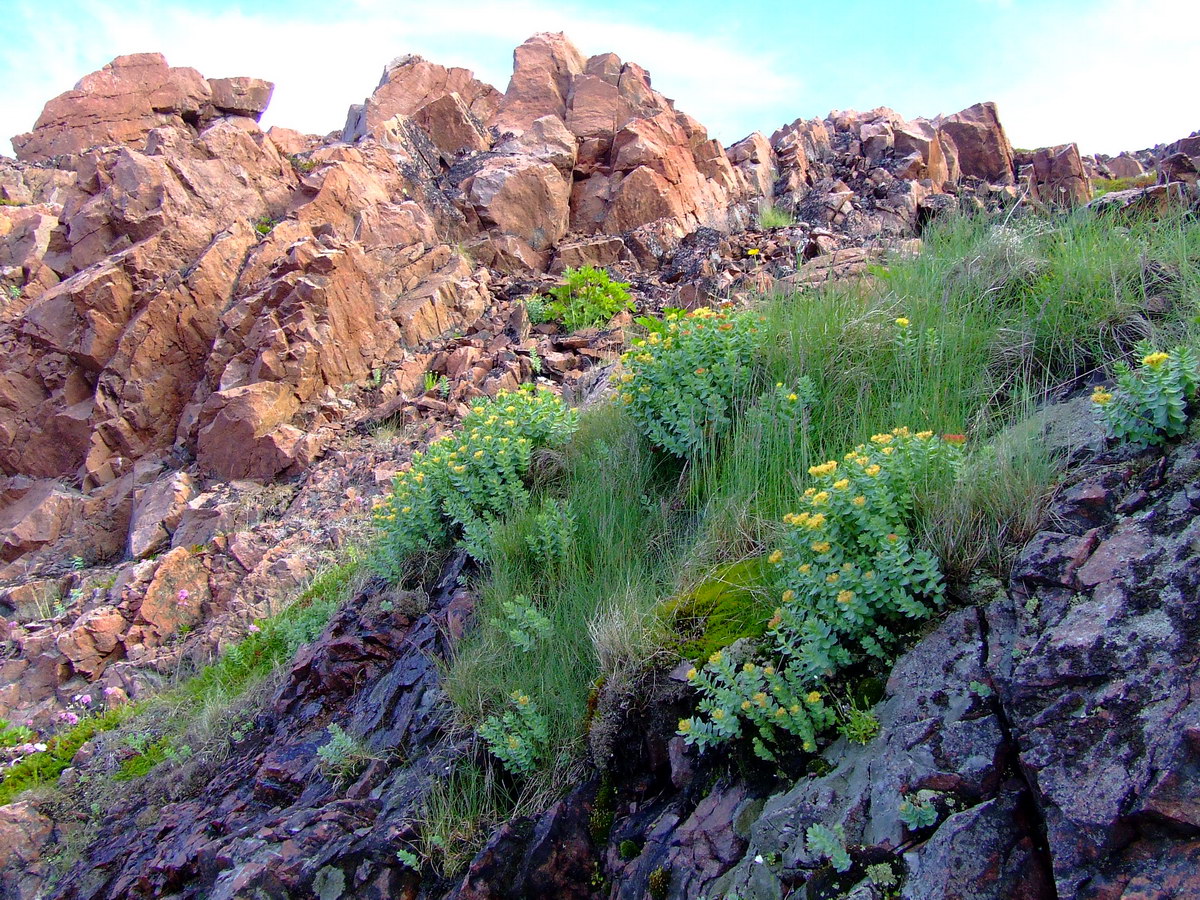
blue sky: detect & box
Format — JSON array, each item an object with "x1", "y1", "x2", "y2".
[{"x1": 2, "y1": 0, "x2": 1197, "y2": 158}]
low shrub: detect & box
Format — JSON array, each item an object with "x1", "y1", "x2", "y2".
[
  {"x1": 618, "y1": 305, "x2": 760, "y2": 458},
  {"x1": 372, "y1": 387, "x2": 578, "y2": 572},
  {"x1": 679, "y1": 429, "x2": 960, "y2": 757},
  {"x1": 1093, "y1": 343, "x2": 1199, "y2": 446},
  {"x1": 540, "y1": 266, "x2": 633, "y2": 332},
  {"x1": 477, "y1": 690, "x2": 549, "y2": 775}
]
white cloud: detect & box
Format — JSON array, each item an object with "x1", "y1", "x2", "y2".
[{"x1": 991, "y1": 0, "x2": 1200, "y2": 155}]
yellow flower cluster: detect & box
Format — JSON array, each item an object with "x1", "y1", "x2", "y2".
[{"x1": 1143, "y1": 351, "x2": 1169, "y2": 369}]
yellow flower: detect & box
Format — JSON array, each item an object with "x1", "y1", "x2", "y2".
[
  {"x1": 747, "y1": 248, "x2": 760, "y2": 256},
  {"x1": 881, "y1": 446, "x2": 895, "y2": 455},
  {"x1": 826, "y1": 572, "x2": 840, "y2": 584},
  {"x1": 686, "y1": 667, "x2": 698, "y2": 681},
  {"x1": 753, "y1": 691, "x2": 768, "y2": 706},
  {"x1": 895, "y1": 317, "x2": 910, "y2": 328},
  {"x1": 782, "y1": 589, "x2": 796, "y2": 603},
  {"x1": 401, "y1": 505, "x2": 412, "y2": 515},
  {"x1": 413, "y1": 472, "x2": 425, "y2": 483},
  {"x1": 452, "y1": 464, "x2": 466, "y2": 474},
  {"x1": 774, "y1": 707, "x2": 787, "y2": 718},
  {"x1": 832, "y1": 478, "x2": 850, "y2": 490},
  {"x1": 648, "y1": 332, "x2": 661, "y2": 344},
  {"x1": 1142, "y1": 351, "x2": 1169, "y2": 369},
  {"x1": 808, "y1": 460, "x2": 838, "y2": 478},
  {"x1": 805, "y1": 513, "x2": 827, "y2": 530},
  {"x1": 709, "y1": 650, "x2": 724, "y2": 665},
  {"x1": 916, "y1": 430, "x2": 933, "y2": 440},
  {"x1": 690, "y1": 306, "x2": 717, "y2": 318},
  {"x1": 741, "y1": 700, "x2": 752, "y2": 711},
  {"x1": 811, "y1": 491, "x2": 830, "y2": 506},
  {"x1": 837, "y1": 589, "x2": 855, "y2": 604},
  {"x1": 886, "y1": 533, "x2": 900, "y2": 543},
  {"x1": 473, "y1": 449, "x2": 485, "y2": 459},
  {"x1": 865, "y1": 464, "x2": 882, "y2": 477},
  {"x1": 806, "y1": 691, "x2": 822, "y2": 704},
  {"x1": 798, "y1": 564, "x2": 811, "y2": 574},
  {"x1": 678, "y1": 718, "x2": 693, "y2": 733},
  {"x1": 514, "y1": 692, "x2": 530, "y2": 706},
  {"x1": 713, "y1": 709, "x2": 727, "y2": 721},
  {"x1": 852, "y1": 495, "x2": 867, "y2": 507},
  {"x1": 1091, "y1": 388, "x2": 1114, "y2": 406},
  {"x1": 803, "y1": 740, "x2": 816, "y2": 752},
  {"x1": 804, "y1": 487, "x2": 817, "y2": 498},
  {"x1": 769, "y1": 549, "x2": 784, "y2": 564},
  {"x1": 892, "y1": 426, "x2": 910, "y2": 437},
  {"x1": 870, "y1": 433, "x2": 894, "y2": 445},
  {"x1": 763, "y1": 665, "x2": 776, "y2": 676},
  {"x1": 811, "y1": 541, "x2": 831, "y2": 554},
  {"x1": 787, "y1": 393, "x2": 799, "y2": 402},
  {"x1": 743, "y1": 662, "x2": 757, "y2": 673},
  {"x1": 507, "y1": 735, "x2": 521, "y2": 749},
  {"x1": 789, "y1": 704, "x2": 801, "y2": 714}
]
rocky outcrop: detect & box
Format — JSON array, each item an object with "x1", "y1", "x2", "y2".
[
  {"x1": 11, "y1": 53, "x2": 274, "y2": 162},
  {"x1": 1022, "y1": 142, "x2": 1093, "y2": 206}
]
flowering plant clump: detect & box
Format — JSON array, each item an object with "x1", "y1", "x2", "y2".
[
  {"x1": 679, "y1": 428, "x2": 960, "y2": 756},
  {"x1": 1092, "y1": 343, "x2": 1199, "y2": 447},
  {"x1": 770, "y1": 428, "x2": 960, "y2": 677},
  {"x1": 540, "y1": 265, "x2": 633, "y2": 332},
  {"x1": 678, "y1": 652, "x2": 834, "y2": 760},
  {"x1": 618, "y1": 304, "x2": 759, "y2": 458},
  {"x1": 372, "y1": 387, "x2": 578, "y2": 575},
  {"x1": 477, "y1": 689, "x2": 549, "y2": 776}
]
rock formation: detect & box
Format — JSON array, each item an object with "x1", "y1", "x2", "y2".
[{"x1": 0, "y1": 30, "x2": 1198, "y2": 900}]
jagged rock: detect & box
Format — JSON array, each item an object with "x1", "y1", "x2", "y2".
[
  {"x1": 0, "y1": 802, "x2": 55, "y2": 900},
  {"x1": 1028, "y1": 143, "x2": 1092, "y2": 207},
  {"x1": 1106, "y1": 153, "x2": 1144, "y2": 178},
  {"x1": 937, "y1": 102, "x2": 1016, "y2": 185},
  {"x1": 0, "y1": 480, "x2": 80, "y2": 561},
  {"x1": 490, "y1": 32, "x2": 586, "y2": 135},
  {"x1": 127, "y1": 470, "x2": 196, "y2": 559},
  {"x1": 11, "y1": 53, "x2": 211, "y2": 160},
  {"x1": 467, "y1": 155, "x2": 571, "y2": 251},
  {"x1": 208, "y1": 77, "x2": 274, "y2": 119},
  {"x1": 1158, "y1": 151, "x2": 1198, "y2": 185},
  {"x1": 56, "y1": 604, "x2": 127, "y2": 678},
  {"x1": 195, "y1": 382, "x2": 302, "y2": 481},
  {"x1": 342, "y1": 54, "x2": 501, "y2": 144},
  {"x1": 134, "y1": 546, "x2": 209, "y2": 640}
]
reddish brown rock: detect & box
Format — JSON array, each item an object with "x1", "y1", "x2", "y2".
[
  {"x1": 1029, "y1": 143, "x2": 1093, "y2": 207},
  {"x1": 1106, "y1": 153, "x2": 1144, "y2": 178},
  {"x1": 937, "y1": 102, "x2": 1015, "y2": 185},
  {"x1": 343, "y1": 54, "x2": 500, "y2": 143},
  {"x1": 0, "y1": 480, "x2": 79, "y2": 561},
  {"x1": 412, "y1": 92, "x2": 491, "y2": 156},
  {"x1": 490, "y1": 32, "x2": 586, "y2": 135},
  {"x1": 127, "y1": 470, "x2": 196, "y2": 559},
  {"x1": 56, "y1": 604, "x2": 127, "y2": 678},
  {"x1": 11, "y1": 53, "x2": 212, "y2": 161},
  {"x1": 195, "y1": 382, "x2": 301, "y2": 481},
  {"x1": 208, "y1": 76, "x2": 274, "y2": 119},
  {"x1": 467, "y1": 156, "x2": 570, "y2": 250},
  {"x1": 0, "y1": 802, "x2": 55, "y2": 900},
  {"x1": 136, "y1": 546, "x2": 209, "y2": 639}
]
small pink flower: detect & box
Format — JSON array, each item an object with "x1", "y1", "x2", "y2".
[
  {"x1": 80, "y1": 694, "x2": 92, "y2": 706},
  {"x1": 58, "y1": 711, "x2": 79, "y2": 726},
  {"x1": 177, "y1": 589, "x2": 190, "y2": 607},
  {"x1": 103, "y1": 686, "x2": 120, "y2": 697},
  {"x1": 248, "y1": 624, "x2": 261, "y2": 634}
]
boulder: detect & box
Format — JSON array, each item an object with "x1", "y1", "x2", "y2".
[
  {"x1": 467, "y1": 156, "x2": 570, "y2": 251},
  {"x1": 342, "y1": 54, "x2": 501, "y2": 143},
  {"x1": 195, "y1": 382, "x2": 302, "y2": 481},
  {"x1": 11, "y1": 53, "x2": 212, "y2": 161},
  {"x1": 490, "y1": 32, "x2": 586, "y2": 135},
  {"x1": 136, "y1": 546, "x2": 209, "y2": 639},
  {"x1": 0, "y1": 802, "x2": 55, "y2": 900},
  {"x1": 56, "y1": 604, "x2": 128, "y2": 678},
  {"x1": 0, "y1": 480, "x2": 79, "y2": 561},
  {"x1": 1105, "y1": 153, "x2": 1144, "y2": 178},
  {"x1": 208, "y1": 77, "x2": 274, "y2": 119},
  {"x1": 127, "y1": 470, "x2": 197, "y2": 559},
  {"x1": 412, "y1": 92, "x2": 491, "y2": 157},
  {"x1": 937, "y1": 102, "x2": 1015, "y2": 185},
  {"x1": 1028, "y1": 143, "x2": 1092, "y2": 207}
]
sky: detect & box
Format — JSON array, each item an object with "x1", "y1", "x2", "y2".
[{"x1": 1, "y1": 0, "x2": 1197, "y2": 159}]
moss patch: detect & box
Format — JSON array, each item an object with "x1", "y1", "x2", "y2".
[{"x1": 662, "y1": 557, "x2": 778, "y2": 662}]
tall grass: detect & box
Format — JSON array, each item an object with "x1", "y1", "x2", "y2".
[{"x1": 446, "y1": 211, "x2": 1200, "y2": 815}]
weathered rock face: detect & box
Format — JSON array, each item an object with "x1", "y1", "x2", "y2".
[
  {"x1": 937, "y1": 101, "x2": 1016, "y2": 186},
  {"x1": 1024, "y1": 142, "x2": 1093, "y2": 206},
  {"x1": 11, "y1": 53, "x2": 276, "y2": 162}
]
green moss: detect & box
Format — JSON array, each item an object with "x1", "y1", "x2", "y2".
[
  {"x1": 618, "y1": 838, "x2": 641, "y2": 860},
  {"x1": 662, "y1": 557, "x2": 777, "y2": 661},
  {"x1": 1091, "y1": 173, "x2": 1157, "y2": 197},
  {"x1": 589, "y1": 775, "x2": 616, "y2": 844}
]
